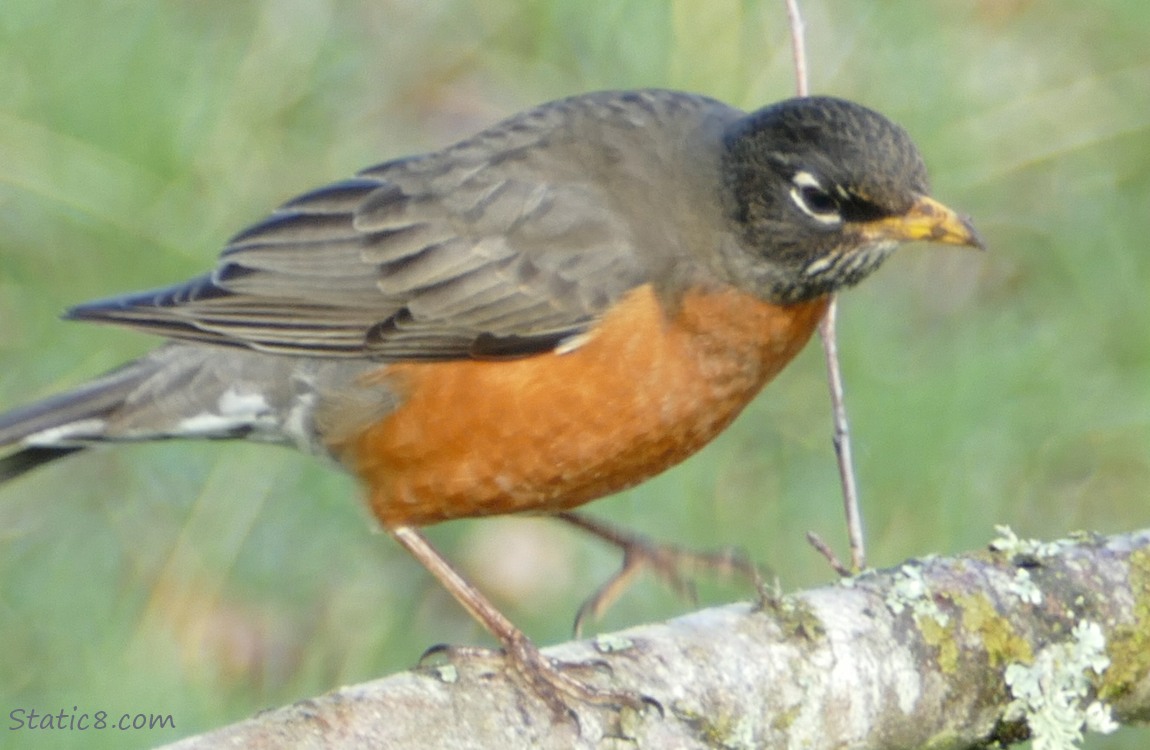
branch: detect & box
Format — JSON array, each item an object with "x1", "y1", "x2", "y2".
[{"x1": 161, "y1": 529, "x2": 1150, "y2": 749}]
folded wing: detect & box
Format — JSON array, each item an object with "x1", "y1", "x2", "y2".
[{"x1": 67, "y1": 95, "x2": 667, "y2": 361}]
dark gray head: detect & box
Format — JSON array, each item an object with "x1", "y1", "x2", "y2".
[{"x1": 720, "y1": 96, "x2": 980, "y2": 303}]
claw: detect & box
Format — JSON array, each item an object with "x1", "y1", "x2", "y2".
[
  {"x1": 417, "y1": 642, "x2": 494, "y2": 668},
  {"x1": 500, "y1": 629, "x2": 650, "y2": 724}
]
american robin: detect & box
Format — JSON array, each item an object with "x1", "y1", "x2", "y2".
[{"x1": 0, "y1": 90, "x2": 981, "y2": 714}]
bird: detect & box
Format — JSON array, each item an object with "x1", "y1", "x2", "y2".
[{"x1": 0, "y1": 89, "x2": 982, "y2": 716}]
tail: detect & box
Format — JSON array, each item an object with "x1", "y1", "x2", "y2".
[
  {"x1": 0, "y1": 446, "x2": 86, "y2": 482},
  {"x1": 0, "y1": 344, "x2": 334, "y2": 484},
  {"x1": 0, "y1": 359, "x2": 157, "y2": 482}
]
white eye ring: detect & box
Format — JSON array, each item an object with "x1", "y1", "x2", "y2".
[{"x1": 789, "y1": 171, "x2": 842, "y2": 225}]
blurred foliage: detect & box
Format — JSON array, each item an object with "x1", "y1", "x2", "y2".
[{"x1": 0, "y1": 1, "x2": 1148, "y2": 747}]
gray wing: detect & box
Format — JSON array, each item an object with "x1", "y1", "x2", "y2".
[{"x1": 65, "y1": 92, "x2": 707, "y2": 361}]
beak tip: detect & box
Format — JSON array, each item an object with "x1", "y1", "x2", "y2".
[{"x1": 960, "y1": 216, "x2": 988, "y2": 252}]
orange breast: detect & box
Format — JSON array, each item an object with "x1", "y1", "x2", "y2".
[{"x1": 340, "y1": 284, "x2": 828, "y2": 528}]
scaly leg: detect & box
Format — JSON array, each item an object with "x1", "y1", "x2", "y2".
[{"x1": 390, "y1": 525, "x2": 647, "y2": 720}]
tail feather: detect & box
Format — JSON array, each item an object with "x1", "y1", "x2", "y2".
[
  {"x1": 0, "y1": 359, "x2": 157, "y2": 484},
  {"x1": 0, "y1": 343, "x2": 344, "y2": 485},
  {"x1": 0, "y1": 446, "x2": 85, "y2": 483},
  {"x1": 0, "y1": 362, "x2": 149, "y2": 446}
]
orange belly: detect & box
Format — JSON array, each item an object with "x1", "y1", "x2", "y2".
[{"x1": 340, "y1": 284, "x2": 828, "y2": 528}]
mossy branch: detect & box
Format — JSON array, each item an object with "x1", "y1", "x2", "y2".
[{"x1": 161, "y1": 529, "x2": 1150, "y2": 749}]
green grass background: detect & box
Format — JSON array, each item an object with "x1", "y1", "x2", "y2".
[{"x1": 1, "y1": 1, "x2": 1148, "y2": 747}]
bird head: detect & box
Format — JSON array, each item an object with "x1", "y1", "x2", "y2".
[{"x1": 721, "y1": 96, "x2": 983, "y2": 303}]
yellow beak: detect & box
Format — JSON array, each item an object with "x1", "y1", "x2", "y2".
[{"x1": 860, "y1": 195, "x2": 985, "y2": 250}]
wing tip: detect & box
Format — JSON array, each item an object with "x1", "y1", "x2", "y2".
[{"x1": 63, "y1": 275, "x2": 225, "y2": 324}]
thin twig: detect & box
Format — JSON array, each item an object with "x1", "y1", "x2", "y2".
[
  {"x1": 783, "y1": 0, "x2": 809, "y2": 96},
  {"x1": 815, "y1": 302, "x2": 866, "y2": 571},
  {"x1": 804, "y1": 531, "x2": 851, "y2": 577},
  {"x1": 783, "y1": 0, "x2": 867, "y2": 572}
]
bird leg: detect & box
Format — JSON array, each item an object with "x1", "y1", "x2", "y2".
[
  {"x1": 555, "y1": 512, "x2": 760, "y2": 637},
  {"x1": 389, "y1": 525, "x2": 648, "y2": 721}
]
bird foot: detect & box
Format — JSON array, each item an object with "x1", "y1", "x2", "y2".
[
  {"x1": 558, "y1": 512, "x2": 760, "y2": 636},
  {"x1": 420, "y1": 636, "x2": 654, "y2": 725}
]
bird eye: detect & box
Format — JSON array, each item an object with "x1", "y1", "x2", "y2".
[
  {"x1": 799, "y1": 185, "x2": 838, "y2": 213},
  {"x1": 789, "y1": 172, "x2": 842, "y2": 225}
]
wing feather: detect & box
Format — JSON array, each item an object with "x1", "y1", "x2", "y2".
[{"x1": 67, "y1": 91, "x2": 737, "y2": 360}]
